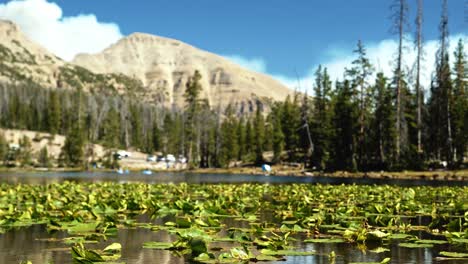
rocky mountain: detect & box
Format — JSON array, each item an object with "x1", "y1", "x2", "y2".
[
  {"x1": 73, "y1": 33, "x2": 292, "y2": 112},
  {"x1": 0, "y1": 19, "x2": 147, "y2": 97},
  {"x1": 0, "y1": 20, "x2": 292, "y2": 112}
]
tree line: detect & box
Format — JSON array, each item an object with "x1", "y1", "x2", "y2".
[{"x1": 0, "y1": 0, "x2": 466, "y2": 171}]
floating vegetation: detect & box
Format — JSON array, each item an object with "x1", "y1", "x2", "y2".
[{"x1": 0, "y1": 182, "x2": 467, "y2": 262}]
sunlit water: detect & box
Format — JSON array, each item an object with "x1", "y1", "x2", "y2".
[{"x1": 0, "y1": 171, "x2": 466, "y2": 264}]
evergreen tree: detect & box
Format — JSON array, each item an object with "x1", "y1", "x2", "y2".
[
  {"x1": 429, "y1": 0, "x2": 454, "y2": 165},
  {"x1": 281, "y1": 95, "x2": 300, "y2": 160},
  {"x1": 390, "y1": 0, "x2": 409, "y2": 161},
  {"x1": 184, "y1": 70, "x2": 203, "y2": 166},
  {"x1": 152, "y1": 121, "x2": 162, "y2": 152},
  {"x1": 345, "y1": 41, "x2": 374, "y2": 170},
  {"x1": 452, "y1": 39, "x2": 467, "y2": 164},
  {"x1": 312, "y1": 66, "x2": 334, "y2": 170},
  {"x1": 371, "y1": 73, "x2": 396, "y2": 168},
  {"x1": 219, "y1": 105, "x2": 239, "y2": 167},
  {"x1": 253, "y1": 103, "x2": 265, "y2": 164},
  {"x1": 18, "y1": 136, "x2": 32, "y2": 167},
  {"x1": 271, "y1": 104, "x2": 284, "y2": 163},
  {"x1": 0, "y1": 133, "x2": 6, "y2": 165},
  {"x1": 130, "y1": 104, "x2": 142, "y2": 149},
  {"x1": 245, "y1": 119, "x2": 254, "y2": 160},
  {"x1": 102, "y1": 107, "x2": 121, "y2": 148},
  {"x1": 331, "y1": 80, "x2": 358, "y2": 171},
  {"x1": 47, "y1": 90, "x2": 62, "y2": 135},
  {"x1": 62, "y1": 121, "x2": 85, "y2": 167},
  {"x1": 38, "y1": 146, "x2": 51, "y2": 168},
  {"x1": 237, "y1": 117, "x2": 247, "y2": 161},
  {"x1": 299, "y1": 93, "x2": 313, "y2": 167}
]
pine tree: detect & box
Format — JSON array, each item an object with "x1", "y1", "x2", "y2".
[
  {"x1": 452, "y1": 39, "x2": 467, "y2": 164},
  {"x1": 184, "y1": 70, "x2": 203, "y2": 166},
  {"x1": 253, "y1": 103, "x2": 265, "y2": 164},
  {"x1": 271, "y1": 104, "x2": 284, "y2": 163},
  {"x1": 372, "y1": 72, "x2": 396, "y2": 168},
  {"x1": 237, "y1": 117, "x2": 246, "y2": 161},
  {"x1": 390, "y1": 0, "x2": 409, "y2": 161},
  {"x1": 18, "y1": 135, "x2": 32, "y2": 167},
  {"x1": 312, "y1": 66, "x2": 333, "y2": 170},
  {"x1": 47, "y1": 90, "x2": 62, "y2": 135},
  {"x1": 62, "y1": 121, "x2": 85, "y2": 167},
  {"x1": 152, "y1": 121, "x2": 161, "y2": 152},
  {"x1": 281, "y1": 95, "x2": 300, "y2": 160},
  {"x1": 38, "y1": 146, "x2": 51, "y2": 168},
  {"x1": 219, "y1": 105, "x2": 239, "y2": 167},
  {"x1": 102, "y1": 107, "x2": 121, "y2": 148},
  {"x1": 331, "y1": 80, "x2": 358, "y2": 171},
  {"x1": 345, "y1": 41, "x2": 374, "y2": 170},
  {"x1": 245, "y1": 119, "x2": 254, "y2": 160},
  {"x1": 432, "y1": 0, "x2": 454, "y2": 165},
  {"x1": 0, "y1": 132, "x2": 6, "y2": 166}
]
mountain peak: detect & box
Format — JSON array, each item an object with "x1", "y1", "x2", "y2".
[{"x1": 73, "y1": 32, "x2": 292, "y2": 112}]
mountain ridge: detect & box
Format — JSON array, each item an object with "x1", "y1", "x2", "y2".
[{"x1": 0, "y1": 19, "x2": 292, "y2": 112}]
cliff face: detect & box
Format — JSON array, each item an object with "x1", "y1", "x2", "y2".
[
  {"x1": 73, "y1": 33, "x2": 292, "y2": 112},
  {"x1": 0, "y1": 20, "x2": 292, "y2": 112}
]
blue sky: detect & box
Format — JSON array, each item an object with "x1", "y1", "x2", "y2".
[
  {"x1": 0, "y1": 0, "x2": 466, "y2": 90},
  {"x1": 51, "y1": 0, "x2": 466, "y2": 77}
]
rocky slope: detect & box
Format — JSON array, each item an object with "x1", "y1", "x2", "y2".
[
  {"x1": 73, "y1": 33, "x2": 292, "y2": 112},
  {"x1": 0, "y1": 19, "x2": 146, "y2": 97}
]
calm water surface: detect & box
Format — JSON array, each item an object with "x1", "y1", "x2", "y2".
[{"x1": 0, "y1": 171, "x2": 466, "y2": 264}]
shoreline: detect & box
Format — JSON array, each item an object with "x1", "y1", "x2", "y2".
[{"x1": 0, "y1": 166, "x2": 466, "y2": 182}]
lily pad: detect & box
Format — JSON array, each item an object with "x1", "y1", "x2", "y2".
[
  {"x1": 398, "y1": 243, "x2": 433, "y2": 248},
  {"x1": 439, "y1": 251, "x2": 468, "y2": 258},
  {"x1": 142, "y1": 242, "x2": 174, "y2": 249},
  {"x1": 260, "y1": 248, "x2": 315, "y2": 256},
  {"x1": 304, "y1": 238, "x2": 345, "y2": 243}
]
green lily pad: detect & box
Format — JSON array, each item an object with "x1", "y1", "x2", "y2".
[
  {"x1": 304, "y1": 238, "x2": 345, "y2": 243},
  {"x1": 439, "y1": 251, "x2": 468, "y2": 258},
  {"x1": 142, "y1": 242, "x2": 174, "y2": 249},
  {"x1": 370, "y1": 247, "x2": 390, "y2": 253},
  {"x1": 398, "y1": 243, "x2": 433, "y2": 248},
  {"x1": 414, "y1": 239, "x2": 447, "y2": 244},
  {"x1": 388, "y1": 233, "x2": 413, "y2": 240},
  {"x1": 260, "y1": 249, "x2": 315, "y2": 256}
]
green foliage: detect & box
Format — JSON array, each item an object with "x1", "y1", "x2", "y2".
[
  {"x1": 451, "y1": 39, "x2": 467, "y2": 164},
  {"x1": 253, "y1": 103, "x2": 265, "y2": 165},
  {"x1": 18, "y1": 136, "x2": 32, "y2": 167},
  {"x1": 61, "y1": 121, "x2": 85, "y2": 168},
  {"x1": 184, "y1": 70, "x2": 203, "y2": 166},
  {"x1": 37, "y1": 146, "x2": 51, "y2": 168},
  {"x1": 0, "y1": 132, "x2": 7, "y2": 165}
]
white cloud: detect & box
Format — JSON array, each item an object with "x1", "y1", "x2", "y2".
[
  {"x1": 0, "y1": 0, "x2": 123, "y2": 61},
  {"x1": 222, "y1": 55, "x2": 267, "y2": 73},
  {"x1": 224, "y1": 35, "x2": 467, "y2": 95}
]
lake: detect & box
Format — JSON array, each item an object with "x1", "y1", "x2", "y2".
[{"x1": 0, "y1": 171, "x2": 466, "y2": 264}]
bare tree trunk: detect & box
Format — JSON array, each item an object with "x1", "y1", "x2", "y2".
[
  {"x1": 395, "y1": 0, "x2": 405, "y2": 161},
  {"x1": 415, "y1": 0, "x2": 423, "y2": 154}
]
